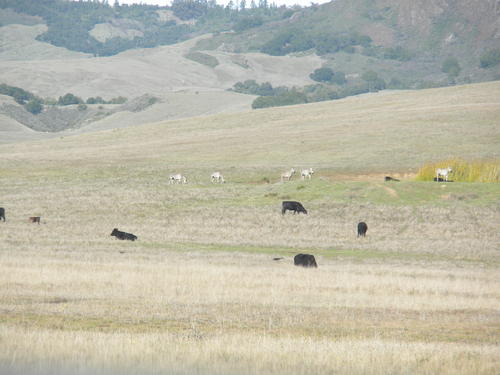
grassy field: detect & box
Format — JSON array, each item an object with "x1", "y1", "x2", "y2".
[{"x1": 0, "y1": 82, "x2": 499, "y2": 374}]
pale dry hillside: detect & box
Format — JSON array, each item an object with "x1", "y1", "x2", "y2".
[
  {"x1": 2, "y1": 81, "x2": 499, "y2": 172},
  {"x1": 0, "y1": 21, "x2": 324, "y2": 139},
  {"x1": 0, "y1": 24, "x2": 322, "y2": 98}
]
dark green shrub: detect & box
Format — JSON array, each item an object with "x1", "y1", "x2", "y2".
[
  {"x1": 58, "y1": 93, "x2": 82, "y2": 106},
  {"x1": 25, "y1": 98, "x2": 43, "y2": 114},
  {"x1": 310, "y1": 67, "x2": 334, "y2": 82},
  {"x1": 479, "y1": 48, "x2": 500, "y2": 68}
]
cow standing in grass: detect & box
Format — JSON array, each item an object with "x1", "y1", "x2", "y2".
[
  {"x1": 0, "y1": 207, "x2": 5, "y2": 222},
  {"x1": 357, "y1": 222, "x2": 368, "y2": 237},
  {"x1": 436, "y1": 167, "x2": 453, "y2": 182},
  {"x1": 294, "y1": 254, "x2": 317, "y2": 268},
  {"x1": 29, "y1": 216, "x2": 40, "y2": 224}
]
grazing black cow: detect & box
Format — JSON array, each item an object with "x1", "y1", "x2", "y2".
[
  {"x1": 111, "y1": 228, "x2": 137, "y2": 241},
  {"x1": 29, "y1": 216, "x2": 40, "y2": 224},
  {"x1": 384, "y1": 176, "x2": 400, "y2": 182},
  {"x1": 0, "y1": 207, "x2": 5, "y2": 222},
  {"x1": 294, "y1": 253, "x2": 317, "y2": 268},
  {"x1": 282, "y1": 201, "x2": 308, "y2": 215},
  {"x1": 357, "y1": 222, "x2": 368, "y2": 237}
]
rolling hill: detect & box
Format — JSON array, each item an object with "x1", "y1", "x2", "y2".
[
  {"x1": 2, "y1": 81, "x2": 499, "y2": 175},
  {"x1": 1, "y1": 0, "x2": 499, "y2": 138}
]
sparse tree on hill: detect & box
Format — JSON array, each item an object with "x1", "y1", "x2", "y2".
[{"x1": 442, "y1": 57, "x2": 461, "y2": 79}]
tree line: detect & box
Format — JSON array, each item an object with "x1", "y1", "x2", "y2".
[{"x1": 0, "y1": 83, "x2": 127, "y2": 115}]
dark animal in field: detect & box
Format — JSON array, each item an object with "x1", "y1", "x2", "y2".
[
  {"x1": 357, "y1": 222, "x2": 368, "y2": 237},
  {"x1": 29, "y1": 216, "x2": 40, "y2": 224},
  {"x1": 433, "y1": 177, "x2": 453, "y2": 182},
  {"x1": 0, "y1": 207, "x2": 5, "y2": 222},
  {"x1": 384, "y1": 176, "x2": 400, "y2": 182},
  {"x1": 282, "y1": 201, "x2": 308, "y2": 215},
  {"x1": 111, "y1": 228, "x2": 137, "y2": 241},
  {"x1": 294, "y1": 253, "x2": 317, "y2": 268}
]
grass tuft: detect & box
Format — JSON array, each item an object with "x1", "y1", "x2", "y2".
[{"x1": 416, "y1": 159, "x2": 500, "y2": 182}]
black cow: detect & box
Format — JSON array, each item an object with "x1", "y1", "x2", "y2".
[
  {"x1": 282, "y1": 201, "x2": 307, "y2": 215},
  {"x1": 384, "y1": 176, "x2": 400, "y2": 182},
  {"x1": 0, "y1": 207, "x2": 5, "y2": 222},
  {"x1": 294, "y1": 253, "x2": 317, "y2": 268},
  {"x1": 357, "y1": 222, "x2": 368, "y2": 237},
  {"x1": 111, "y1": 228, "x2": 137, "y2": 241}
]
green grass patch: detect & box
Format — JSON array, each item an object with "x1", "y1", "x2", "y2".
[{"x1": 184, "y1": 52, "x2": 219, "y2": 68}]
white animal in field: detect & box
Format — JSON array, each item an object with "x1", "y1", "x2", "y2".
[
  {"x1": 436, "y1": 167, "x2": 453, "y2": 182},
  {"x1": 301, "y1": 168, "x2": 314, "y2": 180},
  {"x1": 281, "y1": 168, "x2": 295, "y2": 182},
  {"x1": 211, "y1": 172, "x2": 225, "y2": 183},
  {"x1": 169, "y1": 174, "x2": 187, "y2": 184}
]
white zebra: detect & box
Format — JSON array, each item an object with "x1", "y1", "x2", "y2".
[
  {"x1": 301, "y1": 168, "x2": 314, "y2": 180},
  {"x1": 280, "y1": 168, "x2": 295, "y2": 182},
  {"x1": 169, "y1": 174, "x2": 187, "y2": 184},
  {"x1": 436, "y1": 167, "x2": 452, "y2": 182},
  {"x1": 211, "y1": 171, "x2": 225, "y2": 183}
]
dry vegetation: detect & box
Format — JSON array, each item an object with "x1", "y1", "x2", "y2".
[
  {"x1": 416, "y1": 158, "x2": 500, "y2": 182},
  {"x1": 0, "y1": 82, "x2": 499, "y2": 374}
]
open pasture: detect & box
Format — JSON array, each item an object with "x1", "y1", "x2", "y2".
[{"x1": 0, "y1": 82, "x2": 499, "y2": 374}]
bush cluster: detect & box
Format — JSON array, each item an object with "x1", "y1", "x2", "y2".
[
  {"x1": 261, "y1": 29, "x2": 372, "y2": 56},
  {"x1": 0, "y1": 83, "x2": 128, "y2": 115},
  {"x1": 480, "y1": 48, "x2": 500, "y2": 68}
]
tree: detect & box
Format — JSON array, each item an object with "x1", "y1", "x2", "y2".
[
  {"x1": 479, "y1": 48, "x2": 500, "y2": 68},
  {"x1": 331, "y1": 71, "x2": 346, "y2": 85},
  {"x1": 361, "y1": 71, "x2": 386, "y2": 92},
  {"x1": 234, "y1": 16, "x2": 263, "y2": 32},
  {"x1": 25, "y1": 98, "x2": 43, "y2": 115},
  {"x1": 310, "y1": 67, "x2": 334, "y2": 82},
  {"x1": 58, "y1": 93, "x2": 82, "y2": 106},
  {"x1": 442, "y1": 57, "x2": 461, "y2": 78}
]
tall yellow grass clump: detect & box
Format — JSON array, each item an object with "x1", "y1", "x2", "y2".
[{"x1": 416, "y1": 159, "x2": 500, "y2": 182}]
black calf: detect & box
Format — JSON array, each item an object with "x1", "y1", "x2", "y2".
[{"x1": 111, "y1": 228, "x2": 138, "y2": 241}]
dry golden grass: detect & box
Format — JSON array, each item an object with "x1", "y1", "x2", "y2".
[
  {"x1": 0, "y1": 82, "x2": 499, "y2": 374},
  {"x1": 416, "y1": 159, "x2": 500, "y2": 182}
]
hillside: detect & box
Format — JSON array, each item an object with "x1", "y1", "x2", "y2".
[
  {"x1": 2, "y1": 81, "x2": 499, "y2": 175},
  {"x1": 0, "y1": 0, "x2": 499, "y2": 136},
  {"x1": 0, "y1": 20, "x2": 321, "y2": 137},
  {"x1": 205, "y1": 0, "x2": 500, "y2": 86}
]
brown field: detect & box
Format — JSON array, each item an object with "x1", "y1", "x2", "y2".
[{"x1": 0, "y1": 82, "x2": 499, "y2": 374}]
